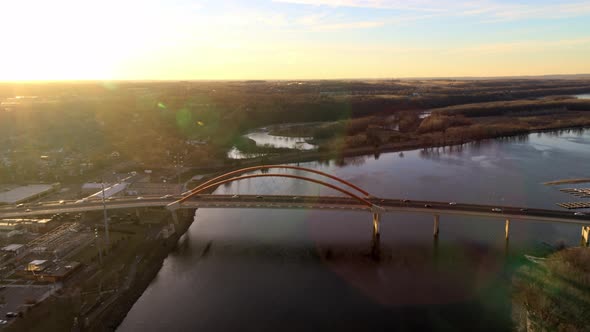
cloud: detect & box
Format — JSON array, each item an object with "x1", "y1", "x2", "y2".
[
  {"x1": 272, "y1": 0, "x2": 590, "y2": 21},
  {"x1": 271, "y1": 0, "x2": 451, "y2": 11},
  {"x1": 311, "y1": 20, "x2": 386, "y2": 30},
  {"x1": 448, "y1": 37, "x2": 590, "y2": 55}
]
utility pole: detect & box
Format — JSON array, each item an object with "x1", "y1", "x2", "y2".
[
  {"x1": 95, "y1": 227, "x2": 103, "y2": 265},
  {"x1": 101, "y1": 180, "x2": 110, "y2": 249},
  {"x1": 173, "y1": 154, "x2": 184, "y2": 193}
]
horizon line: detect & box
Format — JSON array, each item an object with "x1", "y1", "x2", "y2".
[{"x1": 2, "y1": 73, "x2": 590, "y2": 84}]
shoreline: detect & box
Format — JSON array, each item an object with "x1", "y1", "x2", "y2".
[
  {"x1": 217, "y1": 124, "x2": 590, "y2": 175},
  {"x1": 88, "y1": 211, "x2": 196, "y2": 331},
  {"x1": 543, "y1": 178, "x2": 590, "y2": 185}
]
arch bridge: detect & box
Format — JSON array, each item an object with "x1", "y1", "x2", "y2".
[
  {"x1": 165, "y1": 165, "x2": 590, "y2": 246},
  {"x1": 1, "y1": 165, "x2": 590, "y2": 246},
  {"x1": 167, "y1": 165, "x2": 383, "y2": 239}
]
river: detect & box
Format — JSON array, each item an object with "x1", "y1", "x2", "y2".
[
  {"x1": 118, "y1": 128, "x2": 590, "y2": 332},
  {"x1": 227, "y1": 127, "x2": 317, "y2": 159}
]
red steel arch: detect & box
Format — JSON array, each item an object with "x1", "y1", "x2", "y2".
[
  {"x1": 180, "y1": 165, "x2": 370, "y2": 205},
  {"x1": 180, "y1": 173, "x2": 375, "y2": 208}
]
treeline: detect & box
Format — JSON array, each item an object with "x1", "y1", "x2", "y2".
[
  {"x1": 432, "y1": 98, "x2": 590, "y2": 117},
  {"x1": 2, "y1": 79, "x2": 590, "y2": 169}
]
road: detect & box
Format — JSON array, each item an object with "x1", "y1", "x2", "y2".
[{"x1": 1, "y1": 195, "x2": 590, "y2": 225}]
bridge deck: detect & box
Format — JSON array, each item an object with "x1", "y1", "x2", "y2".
[{"x1": 1, "y1": 195, "x2": 589, "y2": 226}]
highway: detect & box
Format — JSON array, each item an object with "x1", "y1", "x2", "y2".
[{"x1": 1, "y1": 195, "x2": 589, "y2": 226}]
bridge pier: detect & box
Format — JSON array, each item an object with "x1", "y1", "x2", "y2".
[
  {"x1": 505, "y1": 219, "x2": 511, "y2": 241},
  {"x1": 433, "y1": 215, "x2": 440, "y2": 238},
  {"x1": 372, "y1": 213, "x2": 380, "y2": 239},
  {"x1": 582, "y1": 226, "x2": 590, "y2": 247}
]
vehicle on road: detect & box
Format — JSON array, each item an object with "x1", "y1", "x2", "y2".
[
  {"x1": 136, "y1": 196, "x2": 144, "y2": 200},
  {"x1": 160, "y1": 195, "x2": 173, "y2": 199},
  {"x1": 574, "y1": 212, "x2": 586, "y2": 216},
  {"x1": 449, "y1": 202, "x2": 457, "y2": 205},
  {"x1": 16, "y1": 203, "x2": 24, "y2": 208},
  {"x1": 232, "y1": 195, "x2": 240, "y2": 198},
  {"x1": 520, "y1": 208, "x2": 528, "y2": 212},
  {"x1": 492, "y1": 208, "x2": 502, "y2": 213},
  {"x1": 256, "y1": 195, "x2": 263, "y2": 199},
  {"x1": 25, "y1": 208, "x2": 32, "y2": 213},
  {"x1": 424, "y1": 204, "x2": 432, "y2": 208},
  {"x1": 402, "y1": 199, "x2": 410, "y2": 203},
  {"x1": 58, "y1": 200, "x2": 66, "y2": 204},
  {"x1": 0, "y1": 319, "x2": 7, "y2": 324},
  {"x1": 5, "y1": 312, "x2": 18, "y2": 318}
]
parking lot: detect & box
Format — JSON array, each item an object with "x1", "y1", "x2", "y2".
[{"x1": 0, "y1": 285, "x2": 54, "y2": 323}]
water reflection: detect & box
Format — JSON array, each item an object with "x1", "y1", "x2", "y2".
[{"x1": 228, "y1": 126, "x2": 318, "y2": 159}]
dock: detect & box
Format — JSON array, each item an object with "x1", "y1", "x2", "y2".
[
  {"x1": 556, "y1": 202, "x2": 590, "y2": 210},
  {"x1": 559, "y1": 188, "x2": 590, "y2": 198}
]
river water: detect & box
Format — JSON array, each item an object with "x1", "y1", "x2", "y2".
[
  {"x1": 227, "y1": 128, "x2": 317, "y2": 159},
  {"x1": 118, "y1": 128, "x2": 590, "y2": 332}
]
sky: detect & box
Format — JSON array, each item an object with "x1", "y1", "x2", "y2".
[{"x1": 1, "y1": 0, "x2": 590, "y2": 80}]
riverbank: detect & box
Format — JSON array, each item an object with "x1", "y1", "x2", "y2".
[
  {"x1": 211, "y1": 124, "x2": 590, "y2": 183},
  {"x1": 2, "y1": 210, "x2": 196, "y2": 332},
  {"x1": 544, "y1": 178, "x2": 590, "y2": 185},
  {"x1": 88, "y1": 211, "x2": 196, "y2": 331},
  {"x1": 512, "y1": 247, "x2": 590, "y2": 331}
]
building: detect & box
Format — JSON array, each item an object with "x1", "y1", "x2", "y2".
[
  {"x1": 81, "y1": 183, "x2": 110, "y2": 195},
  {"x1": 84, "y1": 182, "x2": 128, "y2": 198},
  {"x1": 1, "y1": 244, "x2": 25, "y2": 255},
  {"x1": 0, "y1": 230, "x2": 24, "y2": 238},
  {"x1": 26, "y1": 260, "x2": 50, "y2": 272},
  {"x1": 0, "y1": 218, "x2": 55, "y2": 233},
  {"x1": 0, "y1": 184, "x2": 60, "y2": 205},
  {"x1": 126, "y1": 182, "x2": 182, "y2": 196},
  {"x1": 21, "y1": 261, "x2": 82, "y2": 283}
]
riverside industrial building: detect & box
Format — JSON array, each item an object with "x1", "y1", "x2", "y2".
[{"x1": 0, "y1": 184, "x2": 60, "y2": 205}]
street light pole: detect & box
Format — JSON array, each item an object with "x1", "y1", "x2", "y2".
[
  {"x1": 101, "y1": 180, "x2": 110, "y2": 249},
  {"x1": 95, "y1": 226, "x2": 103, "y2": 265},
  {"x1": 174, "y1": 154, "x2": 183, "y2": 193}
]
